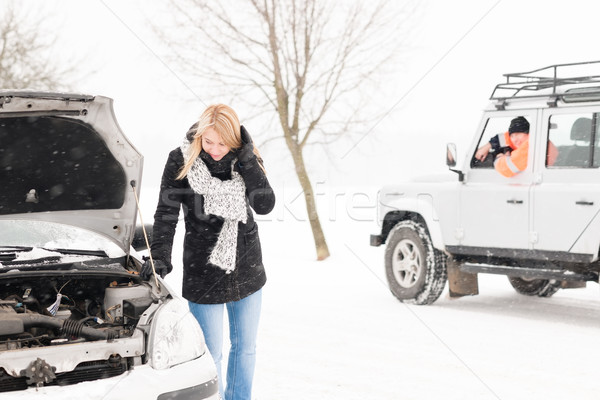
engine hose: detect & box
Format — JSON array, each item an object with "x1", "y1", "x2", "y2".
[
  {"x1": 106, "y1": 329, "x2": 117, "y2": 341},
  {"x1": 16, "y1": 315, "x2": 118, "y2": 341},
  {"x1": 61, "y1": 319, "x2": 83, "y2": 337}
]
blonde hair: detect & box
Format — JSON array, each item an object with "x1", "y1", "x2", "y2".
[{"x1": 177, "y1": 104, "x2": 262, "y2": 179}]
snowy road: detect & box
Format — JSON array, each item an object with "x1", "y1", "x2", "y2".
[{"x1": 253, "y1": 219, "x2": 600, "y2": 400}]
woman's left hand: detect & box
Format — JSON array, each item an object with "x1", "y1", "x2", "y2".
[{"x1": 238, "y1": 125, "x2": 256, "y2": 164}]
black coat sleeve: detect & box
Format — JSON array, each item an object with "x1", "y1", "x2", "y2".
[
  {"x1": 238, "y1": 156, "x2": 275, "y2": 215},
  {"x1": 150, "y1": 149, "x2": 186, "y2": 267}
]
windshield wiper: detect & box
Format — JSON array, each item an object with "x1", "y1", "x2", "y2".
[
  {"x1": 0, "y1": 246, "x2": 107, "y2": 266},
  {"x1": 0, "y1": 246, "x2": 34, "y2": 262},
  {"x1": 4, "y1": 256, "x2": 62, "y2": 266},
  {"x1": 44, "y1": 248, "x2": 108, "y2": 257}
]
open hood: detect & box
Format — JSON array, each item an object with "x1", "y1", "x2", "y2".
[{"x1": 0, "y1": 91, "x2": 143, "y2": 253}]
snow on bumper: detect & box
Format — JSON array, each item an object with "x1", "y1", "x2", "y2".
[{"x1": 0, "y1": 353, "x2": 219, "y2": 400}]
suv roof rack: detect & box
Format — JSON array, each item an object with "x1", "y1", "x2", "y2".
[{"x1": 490, "y1": 60, "x2": 600, "y2": 102}]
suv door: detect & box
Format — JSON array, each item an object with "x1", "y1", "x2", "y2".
[
  {"x1": 531, "y1": 108, "x2": 600, "y2": 259},
  {"x1": 458, "y1": 112, "x2": 536, "y2": 251}
]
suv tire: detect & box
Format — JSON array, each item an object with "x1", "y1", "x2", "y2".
[
  {"x1": 507, "y1": 276, "x2": 560, "y2": 297},
  {"x1": 384, "y1": 220, "x2": 447, "y2": 305}
]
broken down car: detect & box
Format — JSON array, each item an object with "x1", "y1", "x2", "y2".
[{"x1": 0, "y1": 91, "x2": 218, "y2": 399}]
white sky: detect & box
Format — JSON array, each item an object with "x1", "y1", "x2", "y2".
[{"x1": 10, "y1": 0, "x2": 600, "y2": 190}]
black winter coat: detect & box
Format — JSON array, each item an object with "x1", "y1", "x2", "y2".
[{"x1": 150, "y1": 147, "x2": 275, "y2": 304}]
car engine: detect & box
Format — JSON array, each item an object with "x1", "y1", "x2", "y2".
[{"x1": 0, "y1": 275, "x2": 154, "y2": 351}]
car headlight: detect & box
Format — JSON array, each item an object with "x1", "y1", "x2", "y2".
[{"x1": 148, "y1": 298, "x2": 206, "y2": 370}]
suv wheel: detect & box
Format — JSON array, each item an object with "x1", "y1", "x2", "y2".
[
  {"x1": 384, "y1": 220, "x2": 447, "y2": 305},
  {"x1": 507, "y1": 276, "x2": 560, "y2": 297}
]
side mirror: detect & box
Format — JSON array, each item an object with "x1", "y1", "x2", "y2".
[
  {"x1": 132, "y1": 223, "x2": 153, "y2": 251},
  {"x1": 446, "y1": 143, "x2": 457, "y2": 167},
  {"x1": 446, "y1": 143, "x2": 464, "y2": 182}
]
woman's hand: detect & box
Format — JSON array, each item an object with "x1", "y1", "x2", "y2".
[
  {"x1": 238, "y1": 125, "x2": 256, "y2": 164},
  {"x1": 140, "y1": 258, "x2": 172, "y2": 280},
  {"x1": 185, "y1": 122, "x2": 199, "y2": 142}
]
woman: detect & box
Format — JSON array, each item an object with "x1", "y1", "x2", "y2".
[{"x1": 142, "y1": 104, "x2": 275, "y2": 400}]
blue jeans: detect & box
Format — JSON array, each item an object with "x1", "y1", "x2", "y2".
[{"x1": 189, "y1": 289, "x2": 262, "y2": 400}]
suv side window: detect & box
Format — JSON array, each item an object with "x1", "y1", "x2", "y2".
[
  {"x1": 471, "y1": 115, "x2": 532, "y2": 168},
  {"x1": 548, "y1": 113, "x2": 600, "y2": 168}
]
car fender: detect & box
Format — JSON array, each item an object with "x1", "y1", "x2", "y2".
[{"x1": 379, "y1": 193, "x2": 446, "y2": 252}]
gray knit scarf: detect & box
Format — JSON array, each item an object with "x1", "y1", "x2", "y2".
[{"x1": 181, "y1": 140, "x2": 247, "y2": 273}]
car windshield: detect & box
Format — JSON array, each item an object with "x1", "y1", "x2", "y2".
[{"x1": 0, "y1": 220, "x2": 125, "y2": 267}]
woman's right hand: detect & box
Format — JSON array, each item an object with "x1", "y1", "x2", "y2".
[{"x1": 140, "y1": 258, "x2": 172, "y2": 280}]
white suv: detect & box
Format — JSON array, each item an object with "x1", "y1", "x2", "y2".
[{"x1": 371, "y1": 61, "x2": 600, "y2": 305}]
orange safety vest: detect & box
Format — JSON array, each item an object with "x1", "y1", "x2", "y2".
[
  {"x1": 498, "y1": 131, "x2": 517, "y2": 150},
  {"x1": 494, "y1": 138, "x2": 529, "y2": 177}
]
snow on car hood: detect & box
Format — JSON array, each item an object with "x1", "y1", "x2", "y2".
[{"x1": 0, "y1": 91, "x2": 143, "y2": 253}]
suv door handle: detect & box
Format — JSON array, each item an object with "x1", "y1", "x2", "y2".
[
  {"x1": 575, "y1": 201, "x2": 594, "y2": 206},
  {"x1": 506, "y1": 199, "x2": 524, "y2": 204}
]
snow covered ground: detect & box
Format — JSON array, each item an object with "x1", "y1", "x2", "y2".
[{"x1": 149, "y1": 186, "x2": 600, "y2": 400}]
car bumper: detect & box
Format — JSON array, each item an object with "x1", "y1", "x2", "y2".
[{"x1": 1, "y1": 353, "x2": 219, "y2": 400}]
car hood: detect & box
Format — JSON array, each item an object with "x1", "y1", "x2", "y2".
[{"x1": 0, "y1": 91, "x2": 143, "y2": 253}]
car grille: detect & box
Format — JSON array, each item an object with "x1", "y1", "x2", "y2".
[{"x1": 0, "y1": 357, "x2": 129, "y2": 393}]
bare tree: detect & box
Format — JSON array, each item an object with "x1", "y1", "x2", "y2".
[
  {"x1": 158, "y1": 0, "x2": 416, "y2": 260},
  {"x1": 0, "y1": 4, "x2": 74, "y2": 90}
]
